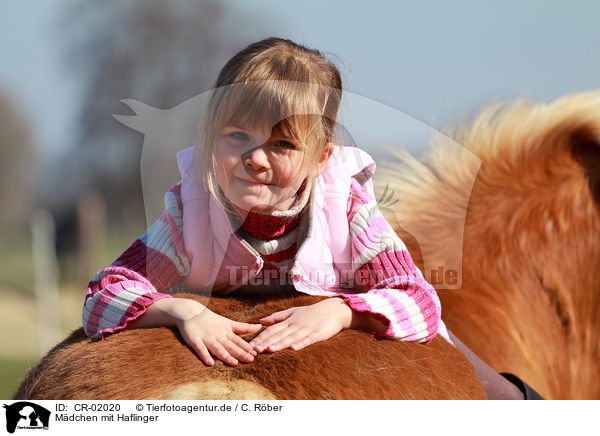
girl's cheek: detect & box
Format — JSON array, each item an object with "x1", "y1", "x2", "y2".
[
  {"x1": 215, "y1": 150, "x2": 238, "y2": 176},
  {"x1": 277, "y1": 159, "x2": 299, "y2": 184}
]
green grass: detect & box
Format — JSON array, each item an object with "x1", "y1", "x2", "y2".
[
  {"x1": 0, "y1": 356, "x2": 40, "y2": 399},
  {"x1": 0, "y1": 225, "x2": 144, "y2": 295},
  {"x1": 0, "y1": 226, "x2": 145, "y2": 399},
  {"x1": 0, "y1": 234, "x2": 35, "y2": 296}
]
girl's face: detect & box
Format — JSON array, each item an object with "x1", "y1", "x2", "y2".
[{"x1": 214, "y1": 123, "x2": 332, "y2": 212}]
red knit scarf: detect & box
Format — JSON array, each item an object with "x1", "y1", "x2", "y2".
[{"x1": 237, "y1": 179, "x2": 312, "y2": 275}]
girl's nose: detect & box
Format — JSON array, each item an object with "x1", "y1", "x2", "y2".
[{"x1": 242, "y1": 145, "x2": 270, "y2": 171}]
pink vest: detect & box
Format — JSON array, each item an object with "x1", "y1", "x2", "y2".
[{"x1": 177, "y1": 144, "x2": 376, "y2": 296}]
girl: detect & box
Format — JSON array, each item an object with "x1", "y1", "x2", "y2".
[{"x1": 82, "y1": 37, "x2": 540, "y2": 399}]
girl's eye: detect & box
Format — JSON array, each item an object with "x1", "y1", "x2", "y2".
[
  {"x1": 273, "y1": 140, "x2": 296, "y2": 149},
  {"x1": 230, "y1": 131, "x2": 250, "y2": 141}
]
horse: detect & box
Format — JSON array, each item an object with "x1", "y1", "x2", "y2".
[
  {"x1": 377, "y1": 91, "x2": 600, "y2": 399},
  {"x1": 13, "y1": 292, "x2": 483, "y2": 400},
  {"x1": 13, "y1": 91, "x2": 599, "y2": 400}
]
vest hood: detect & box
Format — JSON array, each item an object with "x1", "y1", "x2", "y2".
[{"x1": 176, "y1": 144, "x2": 376, "y2": 293}]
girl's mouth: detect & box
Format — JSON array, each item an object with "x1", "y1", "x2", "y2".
[{"x1": 237, "y1": 177, "x2": 269, "y2": 187}]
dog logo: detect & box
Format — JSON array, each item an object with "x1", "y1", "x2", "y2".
[{"x1": 3, "y1": 402, "x2": 50, "y2": 433}]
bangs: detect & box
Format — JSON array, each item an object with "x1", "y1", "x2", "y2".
[{"x1": 219, "y1": 81, "x2": 328, "y2": 149}]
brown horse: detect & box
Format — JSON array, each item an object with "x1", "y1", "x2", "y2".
[
  {"x1": 14, "y1": 91, "x2": 599, "y2": 400},
  {"x1": 13, "y1": 293, "x2": 483, "y2": 400},
  {"x1": 377, "y1": 91, "x2": 600, "y2": 399}
]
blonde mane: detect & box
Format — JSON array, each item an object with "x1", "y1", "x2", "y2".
[{"x1": 376, "y1": 91, "x2": 600, "y2": 399}]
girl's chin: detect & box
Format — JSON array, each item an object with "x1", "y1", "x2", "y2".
[
  {"x1": 221, "y1": 184, "x2": 297, "y2": 213},
  {"x1": 228, "y1": 196, "x2": 274, "y2": 213}
]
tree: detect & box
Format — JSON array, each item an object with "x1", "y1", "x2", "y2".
[
  {"x1": 0, "y1": 90, "x2": 34, "y2": 238},
  {"x1": 47, "y1": 0, "x2": 263, "y2": 228}
]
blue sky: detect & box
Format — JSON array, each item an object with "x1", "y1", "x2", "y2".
[{"x1": 1, "y1": 0, "x2": 599, "y2": 159}]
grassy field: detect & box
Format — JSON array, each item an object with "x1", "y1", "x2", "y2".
[
  {"x1": 0, "y1": 285, "x2": 85, "y2": 399},
  {"x1": 0, "y1": 226, "x2": 142, "y2": 399},
  {"x1": 0, "y1": 357, "x2": 40, "y2": 399}
]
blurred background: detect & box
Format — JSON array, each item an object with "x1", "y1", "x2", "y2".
[{"x1": 1, "y1": 0, "x2": 598, "y2": 398}]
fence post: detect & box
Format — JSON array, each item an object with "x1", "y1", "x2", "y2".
[
  {"x1": 77, "y1": 189, "x2": 107, "y2": 285},
  {"x1": 30, "y1": 208, "x2": 61, "y2": 357}
]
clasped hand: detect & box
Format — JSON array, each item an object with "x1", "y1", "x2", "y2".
[
  {"x1": 249, "y1": 297, "x2": 352, "y2": 353},
  {"x1": 176, "y1": 307, "x2": 262, "y2": 367},
  {"x1": 176, "y1": 298, "x2": 352, "y2": 367}
]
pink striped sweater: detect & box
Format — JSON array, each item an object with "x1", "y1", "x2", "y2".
[{"x1": 83, "y1": 169, "x2": 447, "y2": 344}]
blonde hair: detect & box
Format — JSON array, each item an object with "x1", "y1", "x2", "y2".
[{"x1": 193, "y1": 37, "x2": 343, "y2": 206}]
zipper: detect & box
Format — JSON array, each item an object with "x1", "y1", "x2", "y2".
[
  {"x1": 292, "y1": 183, "x2": 315, "y2": 263},
  {"x1": 238, "y1": 237, "x2": 263, "y2": 273}
]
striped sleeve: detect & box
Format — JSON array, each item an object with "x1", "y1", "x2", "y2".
[
  {"x1": 82, "y1": 182, "x2": 191, "y2": 340},
  {"x1": 337, "y1": 177, "x2": 442, "y2": 344}
]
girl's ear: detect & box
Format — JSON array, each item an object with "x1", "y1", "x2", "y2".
[{"x1": 316, "y1": 142, "x2": 335, "y2": 176}]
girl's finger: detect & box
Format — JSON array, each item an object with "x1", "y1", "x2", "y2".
[
  {"x1": 206, "y1": 339, "x2": 238, "y2": 366},
  {"x1": 231, "y1": 321, "x2": 263, "y2": 334},
  {"x1": 258, "y1": 325, "x2": 300, "y2": 352},
  {"x1": 259, "y1": 308, "x2": 293, "y2": 325},
  {"x1": 222, "y1": 337, "x2": 255, "y2": 363},
  {"x1": 228, "y1": 333, "x2": 257, "y2": 358},
  {"x1": 249, "y1": 322, "x2": 289, "y2": 351},
  {"x1": 290, "y1": 335, "x2": 315, "y2": 351},
  {"x1": 267, "y1": 329, "x2": 310, "y2": 352},
  {"x1": 189, "y1": 338, "x2": 215, "y2": 366}
]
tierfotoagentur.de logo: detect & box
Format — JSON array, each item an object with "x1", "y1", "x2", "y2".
[{"x1": 3, "y1": 402, "x2": 50, "y2": 434}]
